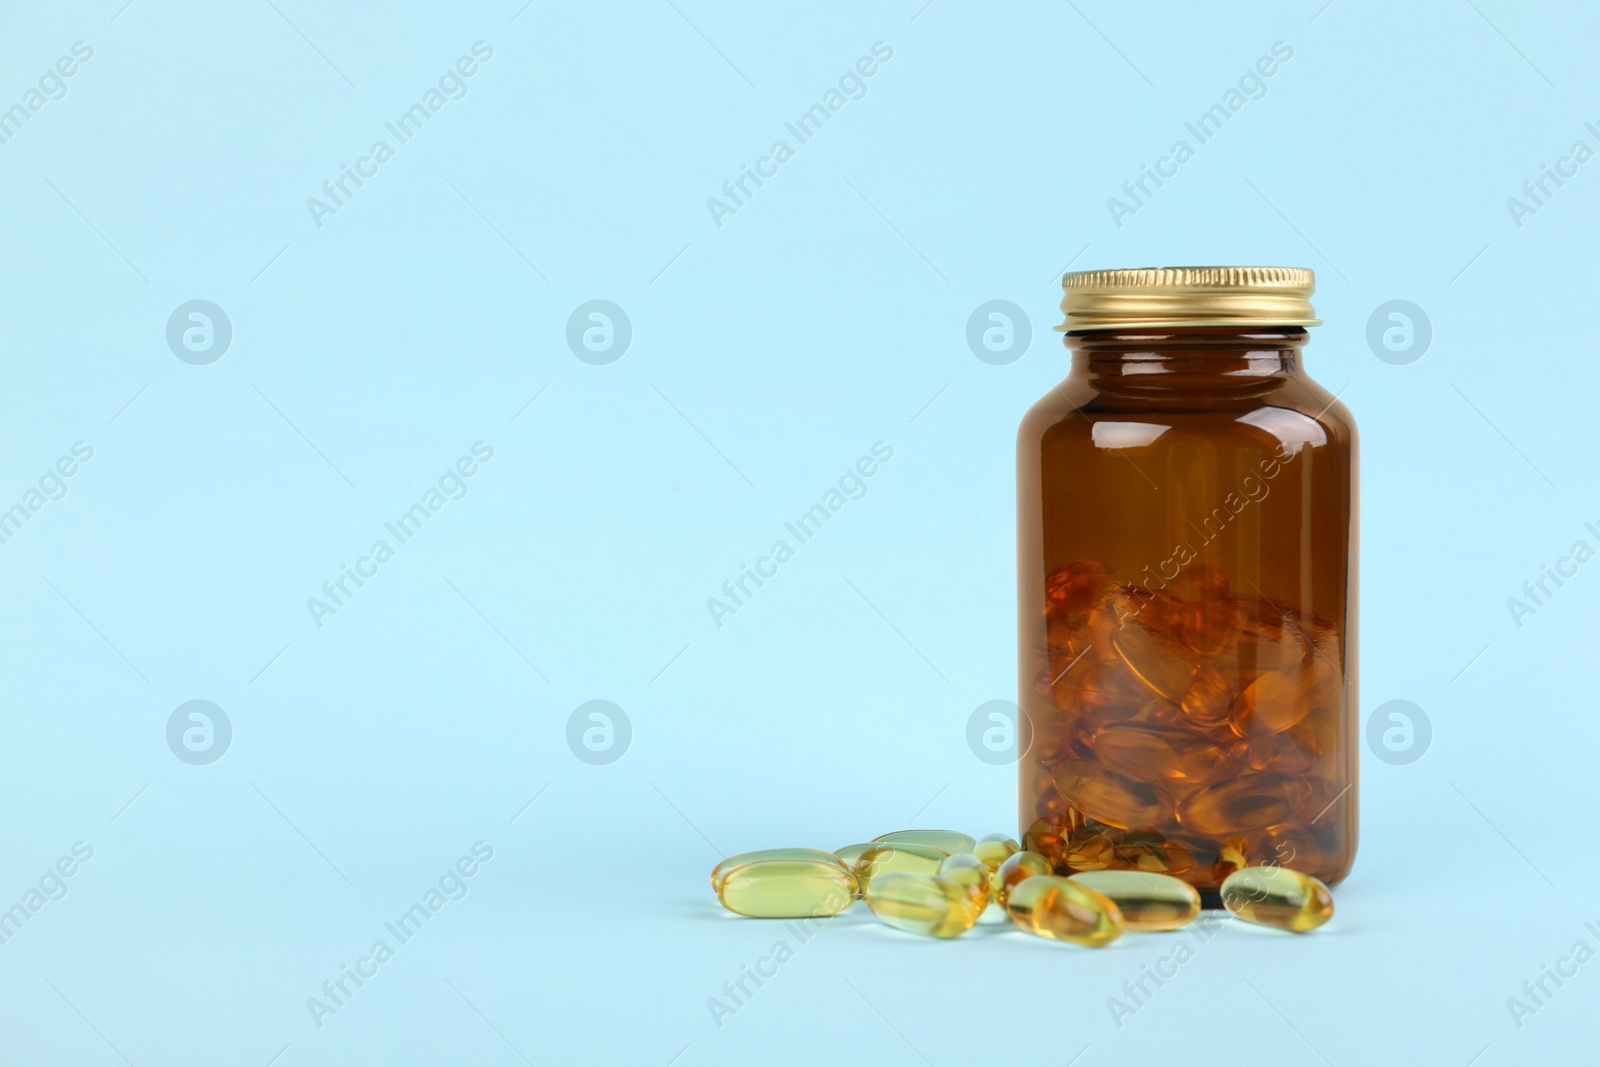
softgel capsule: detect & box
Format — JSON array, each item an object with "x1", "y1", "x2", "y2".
[
  {"x1": 1005, "y1": 875, "x2": 1124, "y2": 947},
  {"x1": 716, "y1": 857, "x2": 856, "y2": 919},
  {"x1": 864, "y1": 873, "x2": 982, "y2": 938},
  {"x1": 1220, "y1": 865, "x2": 1334, "y2": 932}
]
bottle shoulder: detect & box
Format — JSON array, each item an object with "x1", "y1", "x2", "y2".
[{"x1": 1018, "y1": 372, "x2": 1357, "y2": 456}]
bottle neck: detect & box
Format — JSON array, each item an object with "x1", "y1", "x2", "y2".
[{"x1": 1064, "y1": 326, "x2": 1309, "y2": 402}]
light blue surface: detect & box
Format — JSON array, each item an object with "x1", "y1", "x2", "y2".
[{"x1": 1, "y1": 0, "x2": 1595, "y2": 1063}]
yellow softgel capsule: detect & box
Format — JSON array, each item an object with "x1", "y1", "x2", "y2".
[
  {"x1": 1005, "y1": 875, "x2": 1124, "y2": 947},
  {"x1": 1220, "y1": 865, "x2": 1334, "y2": 932},
  {"x1": 832, "y1": 843, "x2": 876, "y2": 871},
  {"x1": 994, "y1": 849, "x2": 1053, "y2": 906},
  {"x1": 942, "y1": 852, "x2": 1009, "y2": 924},
  {"x1": 971, "y1": 834, "x2": 1021, "y2": 872},
  {"x1": 873, "y1": 829, "x2": 978, "y2": 855},
  {"x1": 710, "y1": 849, "x2": 845, "y2": 892},
  {"x1": 864, "y1": 872, "x2": 982, "y2": 938},
  {"x1": 937, "y1": 853, "x2": 992, "y2": 909},
  {"x1": 717, "y1": 859, "x2": 858, "y2": 919},
  {"x1": 1067, "y1": 870, "x2": 1201, "y2": 931},
  {"x1": 849, "y1": 843, "x2": 950, "y2": 894}
]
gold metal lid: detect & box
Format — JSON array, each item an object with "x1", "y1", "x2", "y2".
[{"x1": 1057, "y1": 266, "x2": 1321, "y2": 331}]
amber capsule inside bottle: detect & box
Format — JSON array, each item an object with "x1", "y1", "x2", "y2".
[
  {"x1": 1176, "y1": 773, "x2": 1313, "y2": 837},
  {"x1": 1019, "y1": 267, "x2": 1358, "y2": 896},
  {"x1": 1246, "y1": 822, "x2": 1336, "y2": 875},
  {"x1": 1047, "y1": 758, "x2": 1171, "y2": 829},
  {"x1": 1093, "y1": 722, "x2": 1236, "y2": 783},
  {"x1": 1206, "y1": 835, "x2": 1250, "y2": 886},
  {"x1": 1062, "y1": 827, "x2": 1194, "y2": 876},
  {"x1": 1020, "y1": 819, "x2": 1072, "y2": 870}
]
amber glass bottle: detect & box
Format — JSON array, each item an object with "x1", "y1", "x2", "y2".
[{"x1": 1017, "y1": 267, "x2": 1357, "y2": 900}]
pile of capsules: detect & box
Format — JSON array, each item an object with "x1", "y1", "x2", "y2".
[
  {"x1": 711, "y1": 828, "x2": 1333, "y2": 943},
  {"x1": 1023, "y1": 560, "x2": 1350, "y2": 886}
]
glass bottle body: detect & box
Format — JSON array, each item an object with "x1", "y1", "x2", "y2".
[{"x1": 1017, "y1": 327, "x2": 1357, "y2": 895}]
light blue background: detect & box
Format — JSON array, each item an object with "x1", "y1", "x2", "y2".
[{"x1": 1, "y1": 0, "x2": 1595, "y2": 1063}]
